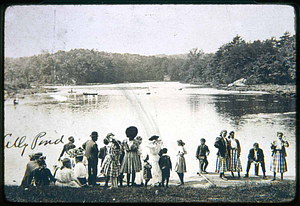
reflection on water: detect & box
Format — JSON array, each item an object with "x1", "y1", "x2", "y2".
[{"x1": 4, "y1": 82, "x2": 296, "y2": 186}]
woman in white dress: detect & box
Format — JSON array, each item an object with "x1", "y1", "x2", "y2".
[
  {"x1": 55, "y1": 158, "x2": 81, "y2": 188},
  {"x1": 146, "y1": 135, "x2": 163, "y2": 187}
]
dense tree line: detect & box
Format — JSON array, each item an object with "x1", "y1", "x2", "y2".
[{"x1": 4, "y1": 32, "x2": 295, "y2": 89}]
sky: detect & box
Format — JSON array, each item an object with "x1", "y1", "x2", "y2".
[{"x1": 4, "y1": 5, "x2": 296, "y2": 58}]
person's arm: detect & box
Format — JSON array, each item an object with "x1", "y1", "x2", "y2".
[
  {"x1": 169, "y1": 157, "x2": 172, "y2": 171},
  {"x1": 237, "y1": 140, "x2": 241, "y2": 158},
  {"x1": 58, "y1": 145, "x2": 66, "y2": 160},
  {"x1": 196, "y1": 146, "x2": 200, "y2": 159},
  {"x1": 248, "y1": 149, "x2": 253, "y2": 162},
  {"x1": 206, "y1": 146, "x2": 210, "y2": 156}
]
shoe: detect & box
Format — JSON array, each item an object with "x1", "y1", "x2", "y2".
[
  {"x1": 243, "y1": 175, "x2": 248, "y2": 178},
  {"x1": 262, "y1": 176, "x2": 267, "y2": 179},
  {"x1": 202, "y1": 171, "x2": 208, "y2": 174},
  {"x1": 271, "y1": 178, "x2": 276, "y2": 181}
]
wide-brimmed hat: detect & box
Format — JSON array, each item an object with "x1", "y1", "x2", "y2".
[
  {"x1": 125, "y1": 126, "x2": 138, "y2": 138},
  {"x1": 29, "y1": 152, "x2": 43, "y2": 159},
  {"x1": 149, "y1": 135, "x2": 159, "y2": 141},
  {"x1": 90, "y1": 131, "x2": 98, "y2": 137},
  {"x1": 177, "y1": 139, "x2": 185, "y2": 146},
  {"x1": 106, "y1": 133, "x2": 115, "y2": 138}
]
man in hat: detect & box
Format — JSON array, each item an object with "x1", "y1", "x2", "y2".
[
  {"x1": 82, "y1": 131, "x2": 99, "y2": 186},
  {"x1": 20, "y1": 152, "x2": 43, "y2": 188}
]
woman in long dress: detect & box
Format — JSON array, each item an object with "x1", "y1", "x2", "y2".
[
  {"x1": 228, "y1": 131, "x2": 242, "y2": 178},
  {"x1": 120, "y1": 126, "x2": 142, "y2": 187},
  {"x1": 175, "y1": 139, "x2": 187, "y2": 186},
  {"x1": 270, "y1": 132, "x2": 289, "y2": 181},
  {"x1": 146, "y1": 135, "x2": 163, "y2": 186}
]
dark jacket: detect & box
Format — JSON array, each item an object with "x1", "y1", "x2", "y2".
[
  {"x1": 20, "y1": 161, "x2": 39, "y2": 187},
  {"x1": 248, "y1": 148, "x2": 264, "y2": 162},
  {"x1": 196, "y1": 144, "x2": 210, "y2": 158},
  {"x1": 214, "y1": 137, "x2": 230, "y2": 158},
  {"x1": 82, "y1": 140, "x2": 99, "y2": 161},
  {"x1": 158, "y1": 155, "x2": 172, "y2": 171},
  {"x1": 32, "y1": 167, "x2": 55, "y2": 186}
]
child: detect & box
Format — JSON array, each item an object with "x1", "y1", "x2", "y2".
[
  {"x1": 74, "y1": 154, "x2": 88, "y2": 187},
  {"x1": 159, "y1": 148, "x2": 172, "y2": 188},
  {"x1": 143, "y1": 155, "x2": 152, "y2": 187},
  {"x1": 196, "y1": 138, "x2": 210, "y2": 174}
]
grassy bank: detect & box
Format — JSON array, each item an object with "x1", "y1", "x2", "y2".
[{"x1": 4, "y1": 180, "x2": 297, "y2": 203}]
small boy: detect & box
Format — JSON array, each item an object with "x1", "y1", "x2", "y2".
[
  {"x1": 158, "y1": 148, "x2": 172, "y2": 188},
  {"x1": 196, "y1": 138, "x2": 210, "y2": 174},
  {"x1": 143, "y1": 155, "x2": 152, "y2": 187}
]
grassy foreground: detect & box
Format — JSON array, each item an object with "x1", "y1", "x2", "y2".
[{"x1": 3, "y1": 180, "x2": 297, "y2": 203}]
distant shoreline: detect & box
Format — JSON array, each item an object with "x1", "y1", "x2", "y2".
[{"x1": 4, "y1": 82, "x2": 296, "y2": 100}]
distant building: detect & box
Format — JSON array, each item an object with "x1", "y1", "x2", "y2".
[{"x1": 164, "y1": 75, "x2": 171, "y2": 81}]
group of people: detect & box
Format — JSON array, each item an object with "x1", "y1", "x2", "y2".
[
  {"x1": 211, "y1": 130, "x2": 289, "y2": 181},
  {"x1": 20, "y1": 127, "x2": 289, "y2": 189}
]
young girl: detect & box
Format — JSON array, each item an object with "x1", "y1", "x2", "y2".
[
  {"x1": 100, "y1": 133, "x2": 121, "y2": 188},
  {"x1": 175, "y1": 139, "x2": 187, "y2": 186},
  {"x1": 270, "y1": 132, "x2": 289, "y2": 181},
  {"x1": 143, "y1": 155, "x2": 152, "y2": 187}
]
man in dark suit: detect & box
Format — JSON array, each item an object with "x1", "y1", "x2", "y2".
[
  {"x1": 82, "y1": 131, "x2": 99, "y2": 186},
  {"x1": 244, "y1": 142, "x2": 266, "y2": 178}
]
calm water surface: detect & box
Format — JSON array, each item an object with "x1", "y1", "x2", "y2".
[{"x1": 4, "y1": 82, "x2": 296, "y2": 185}]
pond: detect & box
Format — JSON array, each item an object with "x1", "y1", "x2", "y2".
[{"x1": 4, "y1": 82, "x2": 296, "y2": 185}]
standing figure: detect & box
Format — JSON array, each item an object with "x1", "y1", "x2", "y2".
[
  {"x1": 214, "y1": 130, "x2": 230, "y2": 180},
  {"x1": 270, "y1": 132, "x2": 289, "y2": 181},
  {"x1": 228, "y1": 131, "x2": 242, "y2": 178},
  {"x1": 244, "y1": 142, "x2": 266, "y2": 178},
  {"x1": 100, "y1": 133, "x2": 121, "y2": 188},
  {"x1": 98, "y1": 138, "x2": 109, "y2": 167},
  {"x1": 32, "y1": 156, "x2": 56, "y2": 186},
  {"x1": 159, "y1": 148, "x2": 172, "y2": 188},
  {"x1": 143, "y1": 155, "x2": 152, "y2": 187},
  {"x1": 20, "y1": 152, "x2": 43, "y2": 188},
  {"x1": 58, "y1": 136, "x2": 76, "y2": 161},
  {"x1": 196, "y1": 138, "x2": 210, "y2": 174},
  {"x1": 120, "y1": 126, "x2": 142, "y2": 187},
  {"x1": 175, "y1": 139, "x2": 187, "y2": 186},
  {"x1": 146, "y1": 135, "x2": 163, "y2": 186},
  {"x1": 82, "y1": 131, "x2": 99, "y2": 186}
]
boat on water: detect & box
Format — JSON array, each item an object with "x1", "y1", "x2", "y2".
[{"x1": 83, "y1": 92, "x2": 98, "y2": 95}]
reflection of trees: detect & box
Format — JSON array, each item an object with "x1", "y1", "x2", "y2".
[{"x1": 213, "y1": 94, "x2": 296, "y2": 128}]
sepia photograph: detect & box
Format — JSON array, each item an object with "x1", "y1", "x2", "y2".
[{"x1": 3, "y1": 4, "x2": 297, "y2": 203}]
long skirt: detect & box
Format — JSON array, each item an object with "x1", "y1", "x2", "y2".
[
  {"x1": 175, "y1": 155, "x2": 187, "y2": 173},
  {"x1": 100, "y1": 155, "x2": 120, "y2": 177},
  {"x1": 120, "y1": 151, "x2": 142, "y2": 174},
  {"x1": 215, "y1": 156, "x2": 228, "y2": 173},
  {"x1": 229, "y1": 149, "x2": 242, "y2": 172},
  {"x1": 270, "y1": 152, "x2": 287, "y2": 173},
  {"x1": 149, "y1": 154, "x2": 161, "y2": 185}
]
